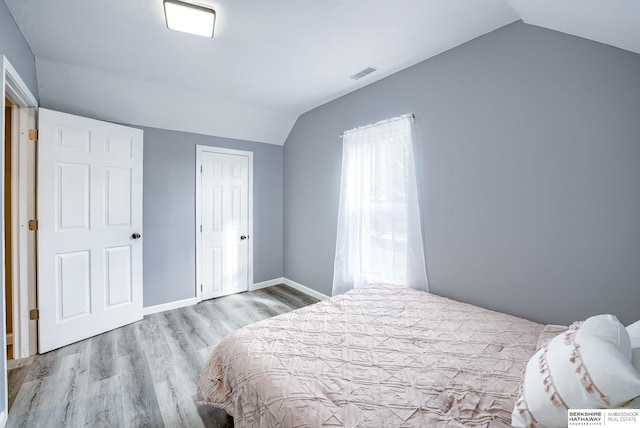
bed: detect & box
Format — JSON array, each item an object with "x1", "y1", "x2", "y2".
[{"x1": 197, "y1": 284, "x2": 545, "y2": 427}]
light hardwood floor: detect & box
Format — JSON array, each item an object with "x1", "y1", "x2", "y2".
[{"x1": 7, "y1": 285, "x2": 319, "y2": 427}]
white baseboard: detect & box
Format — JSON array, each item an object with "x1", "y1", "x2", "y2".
[
  {"x1": 143, "y1": 297, "x2": 198, "y2": 316},
  {"x1": 250, "y1": 277, "x2": 285, "y2": 291},
  {"x1": 142, "y1": 277, "x2": 329, "y2": 315},
  {"x1": 253, "y1": 277, "x2": 330, "y2": 300},
  {"x1": 282, "y1": 278, "x2": 330, "y2": 301}
]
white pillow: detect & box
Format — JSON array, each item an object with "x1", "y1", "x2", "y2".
[
  {"x1": 627, "y1": 320, "x2": 640, "y2": 337},
  {"x1": 628, "y1": 320, "x2": 640, "y2": 372},
  {"x1": 512, "y1": 314, "x2": 640, "y2": 427},
  {"x1": 624, "y1": 396, "x2": 640, "y2": 409}
]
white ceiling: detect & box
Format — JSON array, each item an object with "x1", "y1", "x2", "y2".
[{"x1": 4, "y1": 0, "x2": 639, "y2": 145}]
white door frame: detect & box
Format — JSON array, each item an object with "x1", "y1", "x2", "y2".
[
  {"x1": 1, "y1": 55, "x2": 38, "y2": 426},
  {"x1": 195, "y1": 145, "x2": 253, "y2": 302},
  {"x1": 4, "y1": 60, "x2": 37, "y2": 360}
]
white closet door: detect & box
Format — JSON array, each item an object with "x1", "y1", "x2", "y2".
[
  {"x1": 200, "y1": 150, "x2": 250, "y2": 299},
  {"x1": 37, "y1": 108, "x2": 143, "y2": 353}
]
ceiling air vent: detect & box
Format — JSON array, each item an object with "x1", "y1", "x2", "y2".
[{"x1": 350, "y1": 66, "x2": 377, "y2": 80}]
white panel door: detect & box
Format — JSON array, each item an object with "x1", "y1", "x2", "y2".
[
  {"x1": 200, "y1": 150, "x2": 250, "y2": 299},
  {"x1": 38, "y1": 108, "x2": 143, "y2": 353}
]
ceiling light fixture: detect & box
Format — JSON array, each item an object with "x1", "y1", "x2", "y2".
[{"x1": 164, "y1": 0, "x2": 216, "y2": 38}]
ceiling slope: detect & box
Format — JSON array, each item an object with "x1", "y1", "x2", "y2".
[
  {"x1": 4, "y1": 0, "x2": 639, "y2": 145},
  {"x1": 35, "y1": 57, "x2": 297, "y2": 145}
]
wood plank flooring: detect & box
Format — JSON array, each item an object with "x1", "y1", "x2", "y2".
[{"x1": 7, "y1": 285, "x2": 319, "y2": 427}]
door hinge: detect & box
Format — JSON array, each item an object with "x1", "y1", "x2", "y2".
[
  {"x1": 29, "y1": 308, "x2": 39, "y2": 320},
  {"x1": 200, "y1": 165, "x2": 203, "y2": 173},
  {"x1": 200, "y1": 225, "x2": 202, "y2": 233},
  {"x1": 28, "y1": 219, "x2": 38, "y2": 231},
  {"x1": 28, "y1": 129, "x2": 38, "y2": 141},
  {"x1": 200, "y1": 284, "x2": 203, "y2": 292}
]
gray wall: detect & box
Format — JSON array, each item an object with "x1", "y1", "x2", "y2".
[
  {"x1": 143, "y1": 127, "x2": 283, "y2": 307},
  {"x1": 0, "y1": 1, "x2": 38, "y2": 98},
  {"x1": 283, "y1": 21, "x2": 640, "y2": 326}
]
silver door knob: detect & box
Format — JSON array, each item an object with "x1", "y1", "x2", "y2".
[{"x1": 240, "y1": 235, "x2": 247, "y2": 240}]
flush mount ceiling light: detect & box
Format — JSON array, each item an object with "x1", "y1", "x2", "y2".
[{"x1": 163, "y1": 0, "x2": 216, "y2": 38}]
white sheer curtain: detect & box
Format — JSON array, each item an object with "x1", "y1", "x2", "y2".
[{"x1": 332, "y1": 115, "x2": 428, "y2": 295}]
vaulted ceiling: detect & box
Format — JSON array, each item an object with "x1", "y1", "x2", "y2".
[{"x1": 4, "y1": 0, "x2": 639, "y2": 145}]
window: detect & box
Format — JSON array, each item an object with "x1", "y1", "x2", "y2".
[{"x1": 332, "y1": 114, "x2": 428, "y2": 295}]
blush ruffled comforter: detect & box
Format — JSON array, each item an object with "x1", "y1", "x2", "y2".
[{"x1": 197, "y1": 284, "x2": 543, "y2": 427}]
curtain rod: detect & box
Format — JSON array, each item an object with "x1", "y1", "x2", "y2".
[{"x1": 339, "y1": 113, "x2": 415, "y2": 138}]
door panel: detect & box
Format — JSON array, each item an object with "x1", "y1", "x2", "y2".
[
  {"x1": 105, "y1": 245, "x2": 132, "y2": 308},
  {"x1": 38, "y1": 108, "x2": 143, "y2": 353},
  {"x1": 57, "y1": 126, "x2": 90, "y2": 151},
  {"x1": 200, "y1": 150, "x2": 250, "y2": 299},
  {"x1": 57, "y1": 251, "x2": 91, "y2": 320},
  {"x1": 57, "y1": 162, "x2": 90, "y2": 230},
  {"x1": 105, "y1": 167, "x2": 132, "y2": 227}
]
